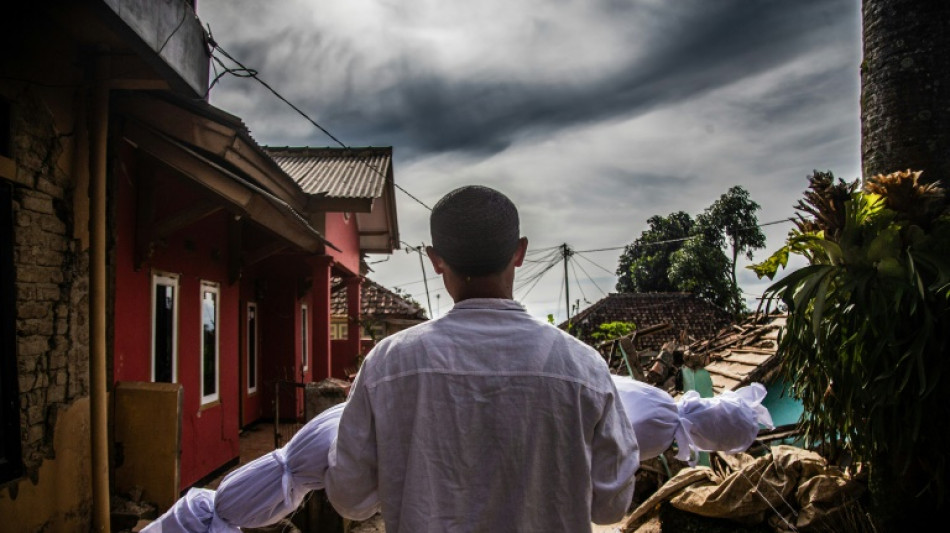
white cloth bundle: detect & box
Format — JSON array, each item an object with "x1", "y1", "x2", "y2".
[
  {"x1": 146, "y1": 378, "x2": 775, "y2": 532},
  {"x1": 676, "y1": 385, "x2": 774, "y2": 455},
  {"x1": 611, "y1": 375, "x2": 774, "y2": 465},
  {"x1": 141, "y1": 488, "x2": 235, "y2": 533},
  {"x1": 611, "y1": 376, "x2": 683, "y2": 461},
  {"x1": 142, "y1": 402, "x2": 345, "y2": 533}
]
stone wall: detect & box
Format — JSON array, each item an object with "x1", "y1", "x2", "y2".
[{"x1": 5, "y1": 87, "x2": 89, "y2": 477}]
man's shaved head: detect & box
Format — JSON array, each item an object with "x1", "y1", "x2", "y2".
[{"x1": 429, "y1": 185, "x2": 520, "y2": 277}]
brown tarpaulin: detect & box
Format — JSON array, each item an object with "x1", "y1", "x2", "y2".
[{"x1": 622, "y1": 445, "x2": 866, "y2": 532}]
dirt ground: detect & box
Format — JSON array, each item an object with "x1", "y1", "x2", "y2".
[{"x1": 349, "y1": 513, "x2": 662, "y2": 532}]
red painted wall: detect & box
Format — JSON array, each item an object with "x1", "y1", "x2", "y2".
[
  {"x1": 254, "y1": 257, "x2": 308, "y2": 420},
  {"x1": 325, "y1": 212, "x2": 361, "y2": 275},
  {"x1": 113, "y1": 155, "x2": 240, "y2": 490}
]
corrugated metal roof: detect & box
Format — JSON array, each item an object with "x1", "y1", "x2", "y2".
[{"x1": 264, "y1": 147, "x2": 391, "y2": 199}]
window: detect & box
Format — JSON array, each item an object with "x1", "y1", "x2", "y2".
[
  {"x1": 151, "y1": 273, "x2": 179, "y2": 383},
  {"x1": 1, "y1": 180, "x2": 23, "y2": 483},
  {"x1": 330, "y1": 321, "x2": 348, "y2": 340},
  {"x1": 246, "y1": 302, "x2": 258, "y2": 394},
  {"x1": 300, "y1": 304, "x2": 309, "y2": 371},
  {"x1": 201, "y1": 282, "x2": 219, "y2": 404}
]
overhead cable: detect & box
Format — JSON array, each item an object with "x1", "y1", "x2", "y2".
[{"x1": 204, "y1": 26, "x2": 433, "y2": 211}]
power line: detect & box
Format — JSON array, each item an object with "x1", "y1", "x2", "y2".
[
  {"x1": 158, "y1": 4, "x2": 189, "y2": 55},
  {"x1": 572, "y1": 255, "x2": 607, "y2": 297},
  {"x1": 573, "y1": 251, "x2": 616, "y2": 277},
  {"x1": 567, "y1": 217, "x2": 797, "y2": 255},
  {"x1": 204, "y1": 27, "x2": 433, "y2": 212},
  {"x1": 568, "y1": 259, "x2": 590, "y2": 306}
]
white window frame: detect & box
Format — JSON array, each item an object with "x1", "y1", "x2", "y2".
[
  {"x1": 246, "y1": 301, "x2": 258, "y2": 394},
  {"x1": 200, "y1": 281, "x2": 220, "y2": 405},
  {"x1": 301, "y1": 303, "x2": 309, "y2": 371},
  {"x1": 151, "y1": 272, "x2": 179, "y2": 383}
]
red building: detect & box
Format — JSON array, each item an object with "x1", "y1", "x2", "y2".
[
  {"x1": 1, "y1": 3, "x2": 402, "y2": 527},
  {"x1": 109, "y1": 95, "x2": 399, "y2": 489}
]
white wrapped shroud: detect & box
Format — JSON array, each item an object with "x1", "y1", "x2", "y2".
[
  {"x1": 145, "y1": 379, "x2": 774, "y2": 532},
  {"x1": 142, "y1": 402, "x2": 346, "y2": 533},
  {"x1": 610, "y1": 375, "x2": 774, "y2": 464}
]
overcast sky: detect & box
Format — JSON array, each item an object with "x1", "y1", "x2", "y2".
[{"x1": 197, "y1": 0, "x2": 863, "y2": 321}]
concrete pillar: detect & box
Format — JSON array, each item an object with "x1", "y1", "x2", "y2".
[
  {"x1": 309, "y1": 256, "x2": 333, "y2": 382},
  {"x1": 345, "y1": 275, "x2": 362, "y2": 378}
]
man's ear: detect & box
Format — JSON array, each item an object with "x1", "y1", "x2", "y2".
[
  {"x1": 512, "y1": 237, "x2": 529, "y2": 268},
  {"x1": 425, "y1": 246, "x2": 446, "y2": 274}
]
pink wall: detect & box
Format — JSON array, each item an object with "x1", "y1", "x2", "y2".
[
  {"x1": 113, "y1": 154, "x2": 240, "y2": 490},
  {"x1": 325, "y1": 212, "x2": 361, "y2": 275}
]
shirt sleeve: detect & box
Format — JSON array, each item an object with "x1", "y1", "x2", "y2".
[
  {"x1": 325, "y1": 370, "x2": 381, "y2": 520},
  {"x1": 590, "y1": 384, "x2": 640, "y2": 525}
]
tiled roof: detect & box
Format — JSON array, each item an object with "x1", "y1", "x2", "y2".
[
  {"x1": 331, "y1": 277, "x2": 427, "y2": 320},
  {"x1": 686, "y1": 314, "x2": 785, "y2": 394},
  {"x1": 264, "y1": 147, "x2": 392, "y2": 199},
  {"x1": 563, "y1": 293, "x2": 732, "y2": 351}
]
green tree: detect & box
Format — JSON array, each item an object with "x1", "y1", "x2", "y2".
[
  {"x1": 698, "y1": 186, "x2": 767, "y2": 313},
  {"x1": 615, "y1": 211, "x2": 693, "y2": 293},
  {"x1": 667, "y1": 232, "x2": 733, "y2": 310},
  {"x1": 616, "y1": 186, "x2": 765, "y2": 316},
  {"x1": 751, "y1": 170, "x2": 950, "y2": 526}
]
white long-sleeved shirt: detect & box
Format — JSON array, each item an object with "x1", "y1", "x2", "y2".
[{"x1": 326, "y1": 298, "x2": 639, "y2": 532}]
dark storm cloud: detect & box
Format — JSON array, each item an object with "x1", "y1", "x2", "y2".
[
  {"x1": 197, "y1": 0, "x2": 862, "y2": 318},
  {"x1": 204, "y1": 0, "x2": 857, "y2": 159}
]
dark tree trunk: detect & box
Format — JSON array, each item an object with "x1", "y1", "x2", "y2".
[
  {"x1": 861, "y1": 0, "x2": 950, "y2": 187},
  {"x1": 861, "y1": 2, "x2": 950, "y2": 527}
]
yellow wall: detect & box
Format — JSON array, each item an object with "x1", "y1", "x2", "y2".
[{"x1": 0, "y1": 399, "x2": 93, "y2": 532}]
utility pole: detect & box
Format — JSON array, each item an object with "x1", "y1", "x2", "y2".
[
  {"x1": 403, "y1": 241, "x2": 434, "y2": 319},
  {"x1": 562, "y1": 243, "x2": 572, "y2": 321},
  {"x1": 417, "y1": 243, "x2": 433, "y2": 318}
]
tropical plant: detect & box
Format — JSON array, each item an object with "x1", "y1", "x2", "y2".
[
  {"x1": 590, "y1": 321, "x2": 637, "y2": 342},
  {"x1": 751, "y1": 169, "x2": 950, "y2": 523}
]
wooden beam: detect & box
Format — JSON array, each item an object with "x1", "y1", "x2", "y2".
[
  {"x1": 153, "y1": 200, "x2": 224, "y2": 240},
  {"x1": 306, "y1": 196, "x2": 374, "y2": 213},
  {"x1": 704, "y1": 366, "x2": 746, "y2": 382},
  {"x1": 244, "y1": 241, "x2": 290, "y2": 268},
  {"x1": 133, "y1": 168, "x2": 156, "y2": 271}
]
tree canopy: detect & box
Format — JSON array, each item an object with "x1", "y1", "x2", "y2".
[{"x1": 616, "y1": 186, "x2": 765, "y2": 316}]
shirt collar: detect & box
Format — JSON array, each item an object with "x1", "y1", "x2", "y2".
[{"x1": 449, "y1": 298, "x2": 526, "y2": 312}]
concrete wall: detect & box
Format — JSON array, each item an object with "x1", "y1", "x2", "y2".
[
  {"x1": 0, "y1": 81, "x2": 92, "y2": 531},
  {"x1": 0, "y1": 399, "x2": 92, "y2": 532},
  {"x1": 325, "y1": 212, "x2": 362, "y2": 276}
]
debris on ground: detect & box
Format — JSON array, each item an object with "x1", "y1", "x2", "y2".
[
  {"x1": 111, "y1": 486, "x2": 158, "y2": 533},
  {"x1": 621, "y1": 445, "x2": 870, "y2": 532}
]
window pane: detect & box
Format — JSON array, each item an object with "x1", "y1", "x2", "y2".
[
  {"x1": 202, "y1": 289, "x2": 217, "y2": 397},
  {"x1": 153, "y1": 283, "x2": 175, "y2": 383}
]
